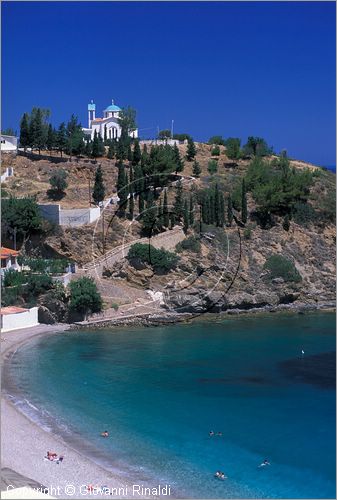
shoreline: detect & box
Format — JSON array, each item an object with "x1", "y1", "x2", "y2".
[
  {"x1": 1, "y1": 306, "x2": 335, "y2": 499},
  {"x1": 1, "y1": 324, "x2": 165, "y2": 499}
]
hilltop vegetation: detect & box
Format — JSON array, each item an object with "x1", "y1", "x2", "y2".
[{"x1": 1, "y1": 111, "x2": 335, "y2": 317}]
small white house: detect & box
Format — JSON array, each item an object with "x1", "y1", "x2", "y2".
[
  {"x1": 1, "y1": 247, "x2": 20, "y2": 277},
  {"x1": 1, "y1": 135, "x2": 18, "y2": 153},
  {"x1": 0, "y1": 306, "x2": 39, "y2": 332}
]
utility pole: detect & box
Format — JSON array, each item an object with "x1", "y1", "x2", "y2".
[
  {"x1": 171, "y1": 119, "x2": 174, "y2": 139},
  {"x1": 102, "y1": 208, "x2": 105, "y2": 255},
  {"x1": 88, "y1": 172, "x2": 91, "y2": 207}
]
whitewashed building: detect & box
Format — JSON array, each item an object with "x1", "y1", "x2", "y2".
[
  {"x1": 1, "y1": 135, "x2": 17, "y2": 153},
  {"x1": 0, "y1": 247, "x2": 20, "y2": 277},
  {"x1": 82, "y1": 99, "x2": 138, "y2": 141}
]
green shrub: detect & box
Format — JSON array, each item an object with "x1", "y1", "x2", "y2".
[
  {"x1": 211, "y1": 145, "x2": 220, "y2": 156},
  {"x1": 49, "y1": 168, "x2": 68, "y2": 192},
  {"x1": 176, "y1": 236, "x2": 201, "y2": 253},
  {"x1": 69, "y1": 277, "x2": 102, "y2": 316},
  {"x1": 207, "y1": 160, "x2": 218, "y2": 175},
  {"x1": 208, "y1": 136, "x2": 225, "y2": 146},
  {"x1": 243, "y1": 227, "x2": 252, "y2": 240},
  {"x1": 1, "y1": 197, "x2": 42, "y2": 241},
  {"x1": 319, "y1": 190, "x2": 336, "y2": 223},
  {"x1": 292, "y1": 202, "x2": 317, "y2": 226},
  {"x1": 1, "y1": 286, "x2": 22, "y2": 307},
  {"x1": 19, "y1": 257, "x2": 68, "y2": 274},
  {"x1": 111, "y1": 303, "x2": 119, "y2": 311},
  {"x1": 264, "y1": 255, "x2": 301, "y2": 283},
  {"x1": 3, "y1": 269, "x2": 27, "y2": 287},
  {"x1": 128, "y1": 243, "x2": 179, "y2": 273},
  {"x1": 26, "y1": 274, "x2": 53, "y2": 296}
]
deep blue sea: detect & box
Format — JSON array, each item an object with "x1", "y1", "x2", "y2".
[{"x1": 6, "y1": 313, "x2": 336, "y2": 498}]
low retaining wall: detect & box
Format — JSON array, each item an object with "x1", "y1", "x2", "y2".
[
  {"x1": 1, "y1": 307, "x2": 39, "y2": 332},
  {"x1": 38, "y1": 204, "x2": 101, "y2": 227}
]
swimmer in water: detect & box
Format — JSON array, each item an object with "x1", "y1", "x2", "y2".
[
  {"x1": 209, "y1": 431, "x2": 215, "y2": 437},
  {"x1": 259, "y1": 459, "x2": 270, "y2": 467},
  {"x1": 101, "y1": 430, "x2": 109, "y2": 437}
]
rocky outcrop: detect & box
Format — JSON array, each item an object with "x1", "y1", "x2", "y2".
[{"x1": 38, "y1": 291, "x2": 69, "y2": 323}]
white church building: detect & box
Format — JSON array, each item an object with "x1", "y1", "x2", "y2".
[{"x1": 82, "y1": 99, "x2": 138, "y2": 141}]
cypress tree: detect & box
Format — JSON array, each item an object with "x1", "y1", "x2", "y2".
[
  {"x1": 127, "y1": 144, "x2": 133, "y2": 162},
  {"x1": 157, "y1": 200, "x2": 163, "y2": 230},
  {"x1": 129, "y1": 165, "x2": 134, "y2": 194},
  {"x1": 189, "y1": 195, "x2": 194, "y2": 225},
  {"x1": 138, "y1": 191, "x2": 145, "y2": 218},
  {"x1": 117, "y1": 162, "x2": 128, "y2": 216},
  {"x1": 57, "y1": 122, "x2": 67, "y2": 157},
  {"x1": 186, "y1": 137, "x2": 196, "y2": 161},
  {"x1": 46, "y1": 124, "x2": 55, "y2": 152},
  {"x1": 163, "y1": 189, "x2": 169, "y2": 227},
  {"x1": 107, "y1": 140, "x2": 115, "y2": 159},
  {"x1": 104, "y1": 125, "x2": 107, "y2": 144},
  {"x1": 227, "y1": 195, "x2": 234, "y2": 226},
  {"x1": 174, "y1": 179, "x2": 184, "y2": 222},
  {"x1": 173, "y1": 144, "x2": 184, "y2": 174},
  {"x1": 202, "y1": 196, "x2": 210, "y2": 225},
  {"x1": 141, "y1": 192, "x2": 157, "y2": 236},
  {"x1": 132, "y1": 139, "x2": 141, "y2": 165},
  {"x1": 85, "y1": 137, "x2": 92, "y2": 157},
  {"x1": 92, "y1": 130, "x2": 100, "y2": 158},
  {"x1": 19, "y1": 113, "x2": 30, "y2": 151},
  {"x1": 92, "y1": 165, "x2": 105, "y2": 205},
  {"x1": 170, "y1": 211, "x2": 176, "y2": 229},
  {"x1": 116, "y1": 140, "x2": 126, "y2": 161},
  {"x1": 241, "y1": 178, "x2": 247, "y2": 224},
  {"x1": 98, "y1": 133, "x2": 105, "y2": 156},
  {"x1": 134, "y1": 165, "x2": 142, "y2": 194},
  {"x1": 192, "y1": 160, "x2": 201, "y2": 178},
  {"x1": 129, "y1": 193, "x2": 134, "y2": 220},
  {"x1": 32, "y1": 108, "x2": 46, "y2": 154},
  {"x1": 183, "y1": 198, "x2": 189, "y2": 233}
]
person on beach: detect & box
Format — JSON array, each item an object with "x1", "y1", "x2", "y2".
[
  {"x1": 56, "y1": 455, "x2": 64, "y2": 464},
  {"x1": 101, "y1": 430, "x2": 109, "y2": 437}
]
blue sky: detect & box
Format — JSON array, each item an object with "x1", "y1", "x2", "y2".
[{"x1": 2, "y1": 1, "x2": 336, "y2": 165}]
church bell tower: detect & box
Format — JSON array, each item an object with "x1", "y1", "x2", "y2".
[{"x1": 88, "y1": 100, "x2": 96, "y2": 128}]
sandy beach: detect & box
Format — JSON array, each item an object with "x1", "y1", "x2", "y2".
[{"x1": 1, "y1": 325, "x2": 153, "y2": 499}]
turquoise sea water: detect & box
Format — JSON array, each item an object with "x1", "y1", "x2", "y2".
[{"x1": 6, "y1": 313, "x2": 336, "y2": 498}]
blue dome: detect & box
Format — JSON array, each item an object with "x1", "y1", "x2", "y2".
[{"x1": 104, "y1": 100, "x2": 121, "y2": 112}]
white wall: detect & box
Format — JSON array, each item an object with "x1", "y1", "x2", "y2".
[
  {"x1": 1, "y1": 135, "x2": 17, "y2": 152},
  {"x1": 1, "y1": 307, "x2": 39, "y2": 332},
  {"x1": 1, "y1": 167, "x2": 14, "y2": 182},
  {"x1": 38, "y1": 204, "x2": 101, "y2": 227}
]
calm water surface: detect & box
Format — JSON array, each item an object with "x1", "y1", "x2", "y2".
[{"x1": 6, "y1": 313, "x2": 336, "y2": 498}]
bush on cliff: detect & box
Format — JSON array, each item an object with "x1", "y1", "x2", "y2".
[
  {"x1": 128, "y1": 243, "x2": 179, "y2": 274},
  {"x1": 264, "y1": 255, "x2": 302, "y2": 283},
  {"x1": 69, "y1": 277, "x2": 102, "y2": 318}
]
